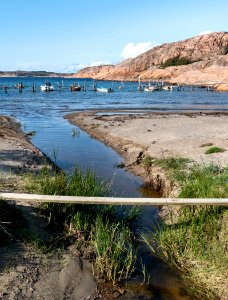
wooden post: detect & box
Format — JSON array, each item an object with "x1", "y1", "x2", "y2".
[
  {"x1": 83, "y1": 80, "x2": 86, "y2": 92},
  {"x1": 19, "y1": 82, "x2": 23, "y2": 93},
  {"x1": 32, "y1": 82, "x2": 36, "y2": 92}
]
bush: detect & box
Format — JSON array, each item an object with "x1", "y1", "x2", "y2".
[{"x1": 160, "y1": 56, "x2": 192, "y2": 68}]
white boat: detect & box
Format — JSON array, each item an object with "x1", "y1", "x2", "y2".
[
  {"x1": 97, "y1": 87, "x2": 113, "y2": 93},
  {"x1": 144, "y1": 85, "x2": 155, "y2": 92},
  {"x1": 40, "y1": 82, "x2": 54, "y2": 92},
  {"x1": 163, "y1": 85, "x2": 172, "y2": 91}
]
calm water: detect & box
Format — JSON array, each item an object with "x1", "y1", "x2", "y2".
[
  {"x1": 0, "y1": 77, "x2": 227, "y2": 195},
  {"x1": 2, "y1": 77, "x2": 226, "y2": 299}
]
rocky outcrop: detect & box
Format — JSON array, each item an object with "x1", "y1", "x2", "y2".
[
  {"x1": 215, "y1": 83, "x2": 228, "y2": 91},
  {"x1": 72, "y1": 32, "x2": 228, "y2": 86}
]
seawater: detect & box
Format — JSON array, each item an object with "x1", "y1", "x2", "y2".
[{"x1": 0, "y1": 77, "x2": 227, "y2": 195}]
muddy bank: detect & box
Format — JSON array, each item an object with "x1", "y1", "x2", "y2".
[
  {"x1": 0, "y1": 116, "x2": 96, "y2": 300},
  {"x1": 65, "y1": 111, "x2": 228, "y2": 196}
]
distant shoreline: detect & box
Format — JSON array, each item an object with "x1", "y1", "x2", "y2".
[{"x1": 0, "y1": 71, "x2": 73, "y2": 78}]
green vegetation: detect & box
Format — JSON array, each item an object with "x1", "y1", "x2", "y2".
[
  {"x1": 142, "y1": 156, "x2": 228, "y2": 299},
  {"x1": 143, "y1": 156, "x2": 191, "y2": 182},
  {"x1": 143, "y1": 207, "x2": 227, "y2": 299},
  {"x1": 160, "y1": 56, "x2": 192, "y2": 68},
  {"x1": 179, "y1": 164, "x2": 228, "y2": 198},
  {"x1": 205, "y1": 146, "x2": 225, "y2": 154},
  {"x1": 25, "y1": 166, "x2": 139, "y2": 283},
  {"x1": 92, "y1": 217, "x2": 136, "y2": 283},
  {"x1": 143, "y1": 156, "x2": 228, "y2": 197}
]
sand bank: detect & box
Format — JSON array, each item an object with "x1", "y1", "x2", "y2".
[{"x1": 66, "y1": 111, "x2": 228, "y2": 195}]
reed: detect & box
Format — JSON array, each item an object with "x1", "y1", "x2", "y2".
[
  {"x1": 25, "y1": 166, "x2": 138, "y2": 283},
  {"x1": 142, "y1": 158, "x2": 228, "y2": 299},
  {"x1": 143, "y1": 206, "x2": 227, "y2": 299},
  {"x1": 92, "y1": 217, "x2": 137, "y2": 283}
]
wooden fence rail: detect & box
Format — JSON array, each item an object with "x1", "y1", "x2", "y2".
[{"x1": 0, "y1": 193, "x2": 227, "y2": 206}]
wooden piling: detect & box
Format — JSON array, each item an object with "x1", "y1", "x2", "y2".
[{"x1": 32, "y1": 82, "x2": 36, "y2": 92}]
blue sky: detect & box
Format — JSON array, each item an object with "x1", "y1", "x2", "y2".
[{"x1": 0, "y1": 0, "x2": 227, "y2": 72}]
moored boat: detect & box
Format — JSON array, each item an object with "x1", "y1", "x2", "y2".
[
  {"x1": 70, "y1": 84, "x2": 81, "y2": 91},
  {"x1": 163, "y1": 85, "x2": 172, "y2": 91},
  {"x1": 144, "y1": 85, "x2": 155, "y2": 92},
  {"x1": 97, "y1": 87, "x2": 113, "y2": 93},
  {"x1": 40, "y1": 82, "x2": 54, "y2": 92}
]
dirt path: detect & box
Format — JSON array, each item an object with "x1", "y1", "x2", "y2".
[{"x1": 0, "y1": 116, "x2": 97, "y2": 300}]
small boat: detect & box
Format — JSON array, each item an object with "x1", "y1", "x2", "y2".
[
  {"x1": 163, "y1": 85, "x2": 172, "y2": 91},
  {"x1": 40, "y1": 82, "x2": 54, "y2": 92},
  {"x1": 70, "y1": 84, "x2": 81, "y2": 91},
  {"x1": 97, "y1": 87, "x2": 113, "y2": 93},
  {"x1": 144, "y1": 85, "x2": 155, "y2": 92}
]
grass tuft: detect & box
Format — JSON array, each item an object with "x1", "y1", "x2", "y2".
[
  {"x1": 179, "y1": 165, "x2": 228, "y2": 198},
  {"x1": 24, "y1": 166, "x2": 139, "y2": 283},
  {"x1": 142, "y1": 156, "x2": 228, "y2": 299},
  {"x1": 92, "y1": 217, "x2": 136, "y2": 283},
  {"x1": 205, "y1": 147, "x2": 225, "y2": 154},
  {"x1": 143, "y1": 207, "x2": 228, "y2": 299}
]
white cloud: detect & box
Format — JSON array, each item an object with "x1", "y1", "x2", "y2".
[
  {"x1": 120, "y1": 41, "x2": 156, "y2": 59},
  {"x1": 198, "y1": 30, "x2": 213, "y2": 36},
  {"x1": 61, "y1": 61, "x2": 112, "y2": 73},
  {"x1": 63, "y1": 63, "x2": 86, "y2": 73},
  {"x1": 89, "y1": 60, "x2": 112, "y2": 67}
]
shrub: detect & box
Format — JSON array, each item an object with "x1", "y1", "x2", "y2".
[{"x1": 160, "y1": 56, "x2": 192, "y2": 68}]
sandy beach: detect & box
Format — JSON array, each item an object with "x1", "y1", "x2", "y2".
[
  {"x1": 0, "y1": 116, "x2": 97, "y2": 300},
  {"x1": 66, "y1": 111, "x2": 228, "y2": 195}
]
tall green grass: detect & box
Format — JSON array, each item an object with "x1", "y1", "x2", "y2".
[
  {"x1": 92, "y1": 217, "x2": 136, "y2": 283},
  {"x1": 143, "y1": 156, "x2": 228, "y2": 198},
  {"x1": 143, "y1": 207, "x2": 227, "y2": 299},
  {"x1": 25, "y1": 166, "x2": 139, "y2": 283},
  {"x1": 142, "y1": 157, "x2": 228, "y2": 299},
  {"x1": 179, "y1": 165, "x2": 228, "y2": 198}
]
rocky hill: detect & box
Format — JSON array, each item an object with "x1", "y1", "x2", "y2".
[{"x1": 72, "y1": 32, "x2": 228, "y2": 88}]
